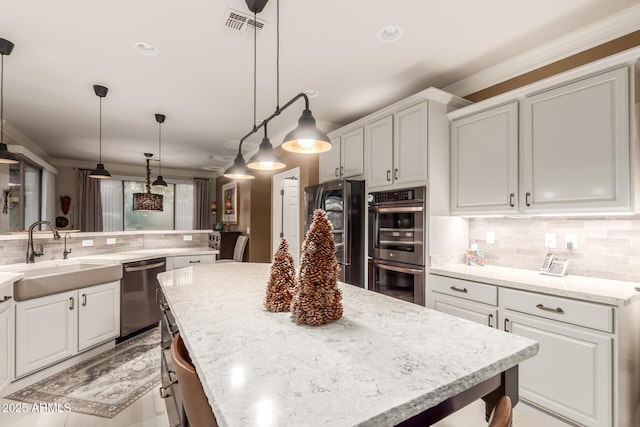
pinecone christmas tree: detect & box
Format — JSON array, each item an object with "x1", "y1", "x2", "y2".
[
  {"x1": 291, "y1": 209, "x2": 343, "y2": 326},
  {"x1": 264, "y1": 238, "x2": 296, "y2": 312}
]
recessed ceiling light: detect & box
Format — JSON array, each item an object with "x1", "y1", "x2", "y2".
[
  {"x1": 304, "y1": 89, "x2": 319, "y2": 98},
  {"x1": 134, "y1": 42, "x2": 159, "y2": 56},
  {"x1": 377, "y1": 26, "x2": 402, "y2": 42}
]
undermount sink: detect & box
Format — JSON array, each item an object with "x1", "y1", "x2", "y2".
[{"x1": 10, "y1": 261, "x2": 123, "y2": 301}]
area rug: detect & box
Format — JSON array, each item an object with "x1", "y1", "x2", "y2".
[{"x1": 7, "y1": 327, "x2": 161, "y2": 418}]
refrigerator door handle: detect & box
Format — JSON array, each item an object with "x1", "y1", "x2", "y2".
[{"x1": 343, "y1": 181, "x2": 350, "y2": 268}]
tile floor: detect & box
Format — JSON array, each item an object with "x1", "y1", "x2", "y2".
[{"x1": 0, "y1": 390, "x2": 575, "y2": 427}]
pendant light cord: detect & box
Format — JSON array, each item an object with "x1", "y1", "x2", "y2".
[
  {"x1": 98, "y1": 96, "x2": 102, "y2": 163},
  {"x1": 158, "y1": 122, "x2": 162, "y2": 175},
  {"x1": 1, "y1": 54, "x2": 4, "y2": 144},
  {"x1": 276, "y1": 0, "x2": 280, "y2": 110},
  {"x1": 253, "y1": 11, "x2": 257, "y2": 129}
]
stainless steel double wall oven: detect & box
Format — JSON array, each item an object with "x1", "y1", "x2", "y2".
[{"x1": 368, "y1": 187, "x2": 426, "y2": 305}]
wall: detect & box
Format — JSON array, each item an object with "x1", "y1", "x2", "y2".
[
  {"x1": 464, "y1": 31, "x2": 640, "y2": 281},
  {"x1": 216, "y1": 146, "x2": 319, "y2": 263}
]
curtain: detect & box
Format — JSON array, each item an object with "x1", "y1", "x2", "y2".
[
  {"x1": 76, "y1": 168, "x2": 103, "y2": 232},
  {"x1": 193, "y1": 178, "x2": 209, "y2": 230}
]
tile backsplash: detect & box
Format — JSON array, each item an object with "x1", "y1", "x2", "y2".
[
  {"x1": 0, "y1": 232, "x2": 210, "y2": 265},
  {"x1": 469, "y1": 215, "x2": 640, "y2": 283}
]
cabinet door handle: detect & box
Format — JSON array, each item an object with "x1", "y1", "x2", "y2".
[
  {"x1": 69, "y1": 297, "x2": 74, "y2": 311},
  {"x1": 525, "y1": 192, "x2": 532, "y2": 207},
  {"x1": 487, "y1": 314, "x2": 494, "y2": 328},
  {"x1": 394, "y1": 168, "x2": 399, "y2": 180},
  {"x1": 386, "y1": 170, "x2": 391, "y2": 181},
  {"x1": 450, "y1": 285, "x2": 468, "y2": 293},
  {"x1": 536, "y1": 304, "x2": 564, "y2": 314},
  {"x1": 335, "y1": 167, "x2": 339, "y2": 177},
  {"x1": 155, "y1": 288, "x2": 163, "y2": 305},
  {"x1": 189, "y1": 260, "x2": 201, "y2": 264},
  {"x1": 81, "y1": 293, "x2": 87, "y2": 307},
  {"x1": 161, "y1": 340, "x2": 171, "y2": 350},
  {"x1": 509, "y1": 193, "x2": 515, "y2": 207},
  {"x1": 504, "y1": 318, "x2": 510, "y2": 332},
  {"x1": 159, "y1": 386, "x2": 171, "y2": 399},
  {"x1": 340, "y1": 166, "x2": 344, "y2": 176},
  {"x1": 0, "y1": 295, "x2": 11, "y2": 303}
]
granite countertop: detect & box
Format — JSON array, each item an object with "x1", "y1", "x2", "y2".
[
  {"x1": 158, "y1": 262, "x2": 538, "y2": 427},
  {"x1": 0, "y1": 272, "x2": 22, "y2": 288},
  {"x1": 428, "y1": 264, "x2": 640, "y2": 306},
  {"x1": 76, "y1": 247, "x2": 218, "y2": 264}
]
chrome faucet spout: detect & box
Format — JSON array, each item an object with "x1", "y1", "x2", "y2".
[{"x1": 26, "y1": 220, "x2": 61, "y2": 264}]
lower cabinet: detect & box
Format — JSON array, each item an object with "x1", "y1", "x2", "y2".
[
  {"x1": 15, "y1": 281, "x2": 120, "y2": 378},
  {"x1": 167, "y1": 253, "x2": 216, "y2": 271},
  {"x1": 431, "y1": 292, "x2": 497, "y2": 328},
  {"x1": 504, "y1": 311, "x2": 611, "y2": 427},
  {"x1": 0, "y1": 294, "x2": 14, "y2": 394}
]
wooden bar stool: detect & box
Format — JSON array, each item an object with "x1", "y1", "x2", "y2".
[
  {"x1": 171, "y1": 333, "x2": 218, "y2": 427},
  {"x1": 488, "y1": 396, "x2": 512, "y2": 427}
]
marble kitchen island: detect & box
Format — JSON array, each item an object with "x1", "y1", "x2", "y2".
[{"x1": 157, "y1": 263, "x2": 538, "y2": 427}]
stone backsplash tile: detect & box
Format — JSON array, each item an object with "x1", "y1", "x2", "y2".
[{"x1": 469, "y1": 215, "x2": 640, "y2": 283}]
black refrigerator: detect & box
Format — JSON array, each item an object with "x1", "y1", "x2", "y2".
[{"x1": 304, "y1": 179, "x2": 365, "y2": 287}]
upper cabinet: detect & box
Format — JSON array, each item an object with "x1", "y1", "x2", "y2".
[
  {"x1": 451, "y1": 102, "x2": 519, "y2": 215},
  {"x1": 319, "y1": 126, "x2": 364, "y2": 183},
  {"x1": 449, "y1": 48, "x2": 640, "y2": 216}
]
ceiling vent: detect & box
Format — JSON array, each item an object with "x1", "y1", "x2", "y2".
[{"x1": 222, "y1": 8, "x2": 267, "y2": 37}]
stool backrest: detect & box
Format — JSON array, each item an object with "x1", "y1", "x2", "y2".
[
  {"x1": 488, "y1": 396, "x2": 512, "y2": 427},
  {"x1": 233, "y1": 235, "x2": 249, "y2": 262}
]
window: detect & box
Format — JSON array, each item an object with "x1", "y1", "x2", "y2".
[
  {"x1": 101, "y1": 179, "x2": 194, "y2": 231},
  {"x1": 0, "y1": 159, "x2": 41, "y2": 232}
]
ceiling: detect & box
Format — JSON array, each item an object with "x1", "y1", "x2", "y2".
[{"x1": 1, "y1": 0, "x2": 639, "y2": 175}]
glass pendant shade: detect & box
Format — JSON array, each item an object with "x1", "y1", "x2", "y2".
[
  {"x1": 281, "y1": 109, "x2": 332, "y2": 154},
  {"x1": 88, "y1": 162, "x2": 112, "y2": 179},
  {"x1": 223, "y1": 153, "x2": 255, "y2": 180},
  {"x1": 133, "y1": 155, "x2": 163, "y2": 211},
  {"x1": 247, "y1": 136, "x2": 286, "y2": 170}
]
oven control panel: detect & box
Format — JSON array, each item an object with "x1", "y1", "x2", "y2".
[{"x1": 371, "y1": 188, "x2": 420, "y2": 203}]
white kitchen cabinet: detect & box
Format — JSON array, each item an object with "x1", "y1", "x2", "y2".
[
  {"x1": 450, "y1": 102, "x2": 519, "y2": 215},
  {"x1": 432, "y1": 293, "x2": 497, "y2": 328},
  {"x1": 0, "y1": 289, "x2": 14, "y2": 394},
  {"x1": 522, "y1": 67, "x2": 631, "y2": 214},
  {"x1": 167, "y1": 254, "x2": 216, "y2": 270},
  {"x1": 319, "y1": 126, "x2": 364, "y2": 183},
  {"x1": 504, "y1": 311, "x2": 611, "y2": 427},
  {"x1": 16, "y1": 281, "x2": 120, "y2": 378},
  {"x1": 429, "y1": 274, "x2": 498, "y2": 328},
  {"x1": 16, "y1": 290, "x2": 77, "y2": 378},
  {"x1": 78, "y1": 281, "x2": 120, "y2": 352},
  {"x1": 367, "y1": 102, "x2": 429, "y2": 190}
]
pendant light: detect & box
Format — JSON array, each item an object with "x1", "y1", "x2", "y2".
[
  {"x1": 133, "y1": 153, "x2": 163, "y2": 211},
  {"x1": 152, "y1": 113, "x2": 167, "y2": 187},
  {"x1": 88, "y1": 85, "x2": 112, "y2": 179},
  {"x1": 281, "y1": 108, "x2": 332, "y2": 154},
  {"x1": 0, "y1": 37, "x2": 18, "y2": 164}
]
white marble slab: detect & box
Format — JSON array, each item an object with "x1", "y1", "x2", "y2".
[
  {"x1": 158, "y1": 263, "x2": 538, "y2": 427},
  {"x1": 0, "y1": 272, "x2": 21, "y2": 288},
  {"x1": 429, "y1": 264, "x2": 640, "y2": 306}
]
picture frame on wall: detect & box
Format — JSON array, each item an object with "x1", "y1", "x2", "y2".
[{"x1": 222, "y1": 182, "x2": 238, "y2": 224}]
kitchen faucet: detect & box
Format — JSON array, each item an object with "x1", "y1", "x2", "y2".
[
  {"x1": 26, "y1": 220, "x2": 61, "y2": 263},
  {"x1": 62, "y1": 232, "x2": 72, "y2": 260}
]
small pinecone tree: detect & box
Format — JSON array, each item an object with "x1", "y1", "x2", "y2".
[
  {"x1": 291, "y1": 209, "x2": 342, "y2": 326},
  {"x1": 264, "y1": 238, "x2": 296, "y2": 312}
]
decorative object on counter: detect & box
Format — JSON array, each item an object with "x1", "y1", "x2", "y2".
[
  {"x1": 151, "y1": 113, "x2": 168, "y2": 187},
  {"x1": 223, "y1": 0, "x2": 330, "y2": 180},
  {"x1": 132, "y1": 153, "x2": 163, "y2": 211},
  {"x1": 55, "y1": 216, "x2": 69, "y2": 228},
  {"x1": 264, "y1": 237, "x2": 296, "y2": 312},
  {"x1": 7, "y1": 328, "x2": 160, "y2": 418},
  {"x1": 466, "y1": 250, "x2": 485, "y2": 266},
  {"x1": 291, "y1": 209, "x2": 342, "y2": 326},
  {"x1": 0, "y1": 37, "x2": 18, "y2": 164},
  {"x1": 215, "y1": 221, "x2": 224, "y2": 231},
  {"x1": 88, "y1": 85, "x2": 112, "y2": 179},
  {"x1": 60, "y1": 194, "x2": 71, "y2": 214}
]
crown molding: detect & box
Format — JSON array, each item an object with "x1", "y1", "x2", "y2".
[{"x1": 444, "y1": 4, "x2": 640, "y2": 97}]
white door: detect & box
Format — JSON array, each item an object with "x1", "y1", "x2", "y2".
[
  {"x1": 394, "y1": 102, "x2": 428, "y2": 185},
  {"x1": 367, "y1": 115, "x2": 394, "y2": 189},
  {"x1": 78, "y1": 281, "x2": 120, "y2": 352},
  {"x1": 15, "y1": 290, "x2": 77, "y2": 378},
  {"x1": 506, "y1": 311, "x2": 611, "y2": 427},
  {"x1": 272, "y1": 168, "x2": 301, "y2": 267}
]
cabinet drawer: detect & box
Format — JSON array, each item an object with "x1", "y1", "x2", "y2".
[
  {"x1": 501, "y1": 288, "x2": 613, "y2": 333},
  {"x1": 172, "y1": 254, "x2": 215, "y2": 269},
  {"x1": 429, "y1": 274, "x2": 497, "y2": 306}
]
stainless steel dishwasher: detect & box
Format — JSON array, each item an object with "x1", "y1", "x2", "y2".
[{"x1": 120, "y1": 257, "x2": 166, "y2": 338}]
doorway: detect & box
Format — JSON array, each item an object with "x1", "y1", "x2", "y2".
[{"x1": 272, "y1": 168, "x2": 300, "y2": 267}]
